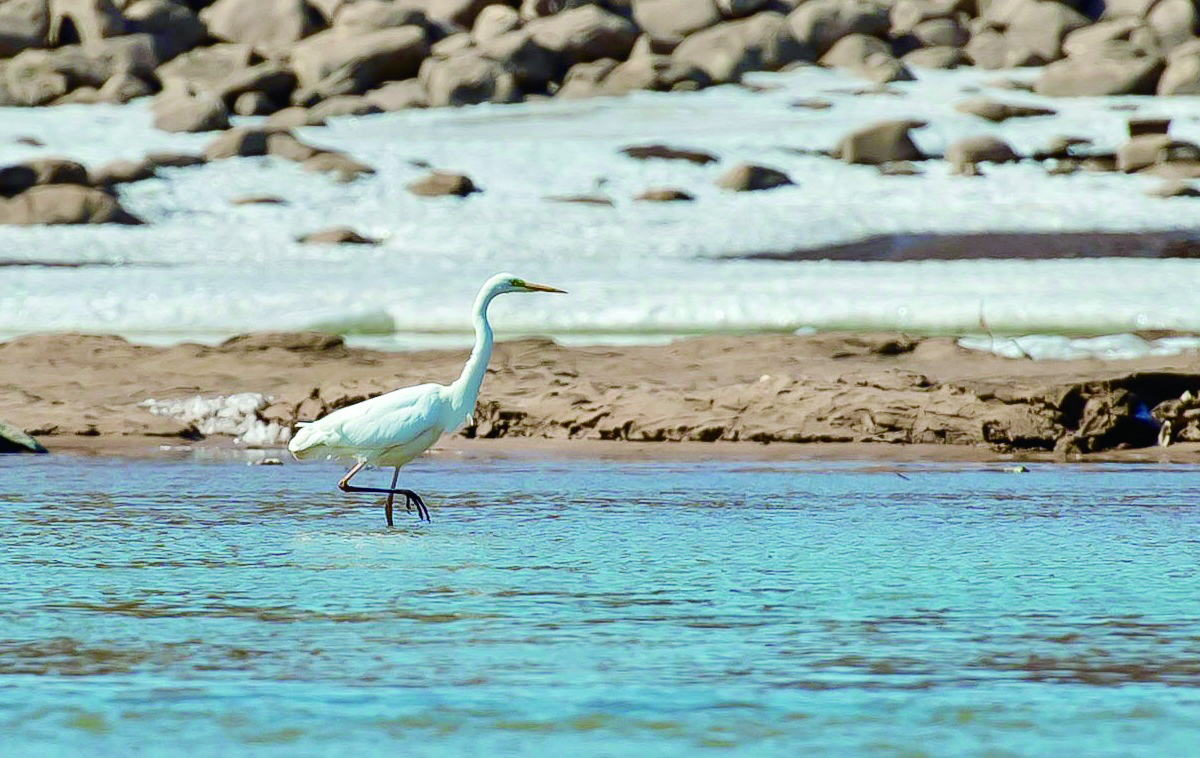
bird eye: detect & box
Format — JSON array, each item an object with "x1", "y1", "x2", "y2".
[{"x1": 511, "y1": 278, "x2": 524, "y2": 287}]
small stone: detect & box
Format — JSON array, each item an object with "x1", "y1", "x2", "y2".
[
  {"x1": 544, "y1": 194, "x2": 614, "y2": 206},
  {"x1": 620, "y1": 144, "x2": 718, "y2": 165},
  {"x1": 635, "y1": 187, "x2": 695, "y2": 202},
  {"x1": 297, "y1": 226, "x2": 380, "y2": 244},
  {"x1": 715, "y1": 163, "x2": 794, "y2": 191},
  {"x1": 1146, "y1": 180, "x2": 1200, "y2": 198},
  {"x1": 231, "y1": 194, "x2": 288, "y2": 205},
  {"x1": 407, "y1": 171, "x2": 480, "y2": 197}
]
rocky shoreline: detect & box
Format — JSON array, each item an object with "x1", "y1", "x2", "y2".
[
  {"x1": 6, "y1": 0, "x2": 1200, "y2": 225},
  {"x1": 2, "y1": 330, "x2": 1199, "y2": 460}
]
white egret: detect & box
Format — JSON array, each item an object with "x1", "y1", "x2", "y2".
[{"x1": 287, "y1": 273, "x2": 567, "y2": 524}]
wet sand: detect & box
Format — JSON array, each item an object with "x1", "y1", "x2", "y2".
[{"x1": 3, "y1": 331, "x2": 1199, "y2": 462}]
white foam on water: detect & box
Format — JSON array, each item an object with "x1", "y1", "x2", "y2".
[{"x1": 3, "y1": 66, "x2": 1200, "y2": 349}]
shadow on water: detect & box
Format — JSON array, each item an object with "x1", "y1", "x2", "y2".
[{"x1": 2, "y1": 456, "x2": 1200, "y2": 755}]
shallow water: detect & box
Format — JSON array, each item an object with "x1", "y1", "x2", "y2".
[{"x1": 2, "y1": 455, "x2": 1199, "y2": 757}]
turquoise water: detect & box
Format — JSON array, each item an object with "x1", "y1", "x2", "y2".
[{"x1": 2, "y1": 455, "x2": 1199, "y2": 757}]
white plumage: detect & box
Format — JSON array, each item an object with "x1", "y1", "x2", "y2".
[{"x1": 288, "y1": 272, "x2": 566, "y2": 523}]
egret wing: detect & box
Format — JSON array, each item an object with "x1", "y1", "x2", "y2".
[{"x1": 323, "y1": 383, "x2": 447, "y2": 451}]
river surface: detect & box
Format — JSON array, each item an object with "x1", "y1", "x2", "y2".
[{"x1": 2, "y1": 455, "x2": 1199, "y2": 757}]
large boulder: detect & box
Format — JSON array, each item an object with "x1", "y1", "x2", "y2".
[
  {"x1": 407, "y1": 0, "x2": 492, "y2": 27},
  {"x1": 200, "y1": 0, "x2": 325, "y2": 51},
  {"x1": 364, "y1": 78, "x2": 429, "y2": 110},
  {"x1": 476, "y1": 29, "x2": 559, "y2": 90},
  {"x1": 672, "y1": 11, "x2": 809, "y2": 84},
  {"x1": 0, "y1": 0, "x2": 50, "y2": 58},
  {"x1": 472, "y1": 4, "x2": 520, "y2": 42},
  {"x1": 820, "y1": 32, "x2": 914, "y2": 83},
  {"x1": 155, "y1": 43, "x2": 260, "y2": 94},
  {"x1": 1060, "y1": 18, "x2": 1154, "y2": 60},
  {"x1": 526, "y1": 5, "x2": 638, "y2": 66},
  {"x1": 787, "y1": 0, "x2": 889, "y2": 57},
  {"x1": 1146, "y1": 0, "x2": 1197, "y2": 54},
  {"x1": 0, "y1": 184, "x2": 143, "y2": 225},
  {"x1": 1004, "y1": 0, "x2": 1090, "y2": 62},
  {"x1": 1034, "y1": 54, "x2": 1164, "y2": 96},
  {"x1": 946, "y1": 135, "x2": 1019, "y2": 173},
  {"x1": 600, "y1": 54, "x2": 709, "y2": 94},
  {"x1": 965, "y1": 29, "x2": 1043, "y2": 70},
  {"x1": 152, "y1": 91, "x2": 230, "y2": 132},
  {"x1": 47, "y1": 0, "x2": 127, "y2": 45},
  {"x1": 632, "y1": 0, "x2": 722, "y2": 46},
  {"x1": 214, "y1": 61, "x2": 297, "y2": 109},
  {"x1": 419, "y1": 49, "x2": 520, "y2": 106},
  {"x1": 290, "y1": 25, "x2": 429, "y2": 100},
  {"x1": 835, "y1": 119, "x2": 927, "y2": 164},
  {"x1": 555, "y1": 56, "x2": 619, "y2": 97},
  {"x1": 125, "y1": 0, "x2": 206, "y2": 60},
  {"x1": 334, "y1": 0, "x2": 425, "y2": 32},
  {"x1": 1159, "y1": 48, "x2": 1200, "y2": 95},
  {"x1": 4, "y1": 33, "x2": 160, "y2": 105}
]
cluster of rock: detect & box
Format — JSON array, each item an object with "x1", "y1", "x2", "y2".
[{"x1": 2, "y1": 0, "x2": 1200, "y2": 126}]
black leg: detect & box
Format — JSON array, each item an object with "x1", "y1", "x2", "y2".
[{"x1": 337, "y1": 462, "x2": 432, "y2": 523}]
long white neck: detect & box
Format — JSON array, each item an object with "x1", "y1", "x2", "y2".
[{"x1": 448, "y1": 284, "x2": 498, "y2": 419}]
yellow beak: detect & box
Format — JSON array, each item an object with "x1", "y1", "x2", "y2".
[{"x1": 522, "y1": 282, "x2": 568, "y2": 294}]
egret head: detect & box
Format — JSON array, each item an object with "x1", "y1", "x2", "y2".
[{"x1": 489, "y1": 272, "x2": 567, "y2": 296}]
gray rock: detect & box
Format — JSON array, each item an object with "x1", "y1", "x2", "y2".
[
  {"x1": 1034, "y1": 55, "x2": 1164, "y2": 96},
  {"x1": 820, "y1": 33, "x2": 914, "y2": 84},
  {"x1": 907, "y1": 17, "x2": 967, "y2": 48},
  {"x1": 1004, "y1": 0, "x2": 1089, "y2": 62},
  {"x1": 715, "y1": 162, "x2": 794, "y2": 191},
  {"x1": 364, "y1": 78, "x2": 429, "y2": 110},
  {"x1": 152, "y1": 92, "x2": 230, "y2": 133},
  {"x1": 419, "y1": 49, "x2": 520, "y2": 107},
  {"x1": 5, "y1": 34, "x2": 160, "y2": 105},
  {"x1": 835, "y1": 119, "x2": 927, "y2": 164},
  {"x1": 672, "y1": 11, "x2": 809, "y2": 84},
  {"x1": 301, "y1": 151, "x2": 376, "y2": 181},
  {"x1": 0, "y1": 184, "x2": 143, "y2": 225},
  {"x1": 632, "y1": 0, "x2": 722, "y2": 46},
  {"x1": 125, "y1": 0, "x2": 206, "y2": 60},
  {"x1": 964, "y1": 29, "x2": 1042, "y2": 70},
  {"x1": 946, "y1": 135, "x2": 1019, "y2": 173},
  {"x1": 1158, "y1": 50, "x2": 1200, "y2": 95},
  {"x1": 308, "y1": 94, "x2": 382, "y2": 120},
  {"x1": 1117, "y1": 134, "x2": 1200, "y2": 172},
  {"x1": 23, "y1": 156, "x2": 90, "y2": 186},
  {"x1": 291, "y1": 26, "x2": 429, "y2": 98},
  {"x1": 0, "y1": 419, "x2": 46, "y2": 454},
  {"x1": 230, "y1": 193, "x2": 287, "y2": 205},
  {"x1": 0, "y1": 165, "x2": 37, "y2": 198},
  {"x1": 635, "y1": 187, "x2": 695, "y2": 201},
  {"x1": 407, "y1": 170, "x2": 480, "y2": 196},
  {"x1": 901, "y1": 45, "x2": 966, "y2": 69},
  {"x1": 954, "y1": 96, "x2": 1055, "y2": 122},
  {"x1": 145, "y1": 150, "x2": 205, "y2": 168},
  {"x1": 556, "y1": 57, "x2": 619, "y2": 97},
  {"x1": 0, "y1": 0, "x2": 50, "y2": 58},
  {"x1": 200, "y1": 0, "x2": 325, "y2": 51},
  {"x1": 48, "y1": 0, "x2": 128, "y2": 46},
  {"x1": 203, "y1": 126, "x2": 273, "y2": 160},
  {"x1": 411, "y1": 0, "x2": 493, "y2": 27},
  {"x1": 215, "y1": 61, "x2": 297, "y2": 110},
  {"x1": 472, "y1": 3, "x2": 520, "y2": 42},
  {"x1": 1146, "y1": 180, "x2": 1200, "y2": 198},
  {"x1": 155, "y1": 43, "x2": 260, "y2": 95},
  {"x1": 334, "y1": 0, "x2": 426, "y2": 32},
  {"x1": 476, "y1": 29, "x2": 559, "y2": 90},
  {"x1": 787, "y1": 0, "x2": 889, "y2": 57},
  {"x1": 264, "y1": 105, "x2": 317, "y2": 128},
  {"x1": 265, "y1": 131, "x2": 324, "y2": 162},
  {"x1": 716, "y1": 0, "x2": 773, "y2": 18},
  {"x1": 97, "y1": 71, "x2": 153, "y2": 103},
  {"x1": 526, "y1": 5, "x2": 638, "y2": 66},
  {"x1": 91, "y1": 157, "x2": 156, "y2": 188}
]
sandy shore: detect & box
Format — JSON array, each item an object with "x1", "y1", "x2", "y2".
[{"x1": 2, "y1": 330, "x2": 1199, "y2": 463}]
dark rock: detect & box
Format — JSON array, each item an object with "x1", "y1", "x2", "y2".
[
  {"x1": 407, "y1": 170, "x2": 479, "y2": 196},
  {"x1": 0, "y1": 419, "x2": 47, "y2": 454},
  {"x1": 22, "y1": 157, "x2": 90, "y2": 186},
  {"x1": 787, "y1": 0, "x2": 889, "y2": 57},
  {"x1": 1146, "y1": 180, "x2": 1200, "y2": 198},
  {"x1": 145, "y1": 151, "x2": 206, "y2": 168},
  {"x1": 125, "y1": 0, "x2": 207, "y2": 60},
  {"x1": 419, "y1": 49, "x2": 520, "y2": 106},
  {"x1": 620, "y1": 144, "x2": 718, "y2": 165},
  {"x1": 215, "y1": 61, "x2": 297, "y2": 110},
  {"x1": 946, "y1": 135, "x2": 1020, "y2": 173},
  {"x1": 819, "y1": 32, "x2": 914, "y2": 83},
  {"x1": 715, "y1": 162, "x2": 794, "y2": 191},
  {"x1": 217, "y1": 331, "x2": 345, "y2": 352},
  {"x1": 525, "y1": 5, "x2": 638, "y2": 66},
  {"x1": 231, "y1": 193, "x2": 287, "y2": 205},
  {"x1": 48, "y1": 0, "x2": 128, "y2": 45},
  {"x1": 233, "y1": 90, "x2": 277, "y2": 115},
  {"x1": 544, "y1": 193, "x2": 614, "y2": 206},
  {"x1": 0, "y1": 165, "x2": 37, "y2": 198},
  {"x1": 1058, "y1": 388, "x2": 1158, "y2": 453}
]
